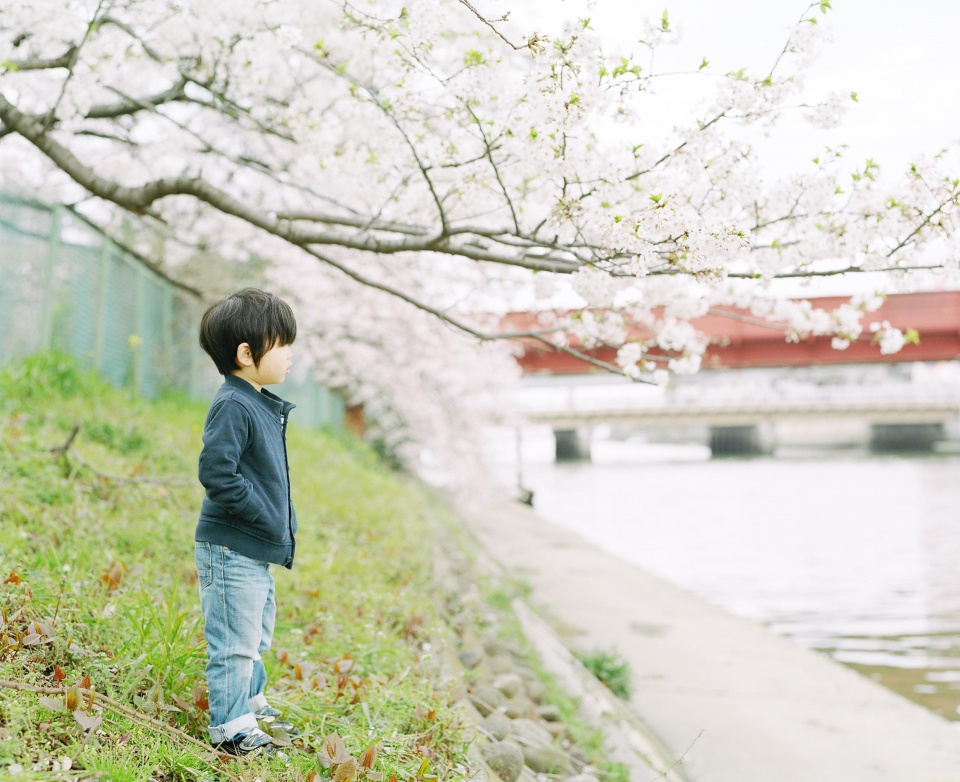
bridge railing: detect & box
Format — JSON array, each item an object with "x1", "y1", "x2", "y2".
[{"x1": 516, "y1": 377, "x2": 960, "y2": 417}]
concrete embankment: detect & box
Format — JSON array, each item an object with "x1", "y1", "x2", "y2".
[{"x1": 458, "y1": 499, "x2": 960, "y2": 782}]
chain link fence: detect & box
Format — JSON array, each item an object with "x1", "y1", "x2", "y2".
[{"x1": 0, "y1": 192, "x2": 344, "y2": 429}]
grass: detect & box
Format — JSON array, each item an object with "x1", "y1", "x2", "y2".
[
  {"x1": 0, "y1": 353, "x2": 469, "y2": 780},
  {"x1": 574, "y1": 650, "x2": 632, "y2": 701}
]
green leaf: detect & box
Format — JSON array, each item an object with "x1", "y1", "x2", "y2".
[
  {"x1": 649, "y1": 193, "x2": 662, "y2": 204},
  {"x1": 820, "y1": 0, "x2": 832, "y2": 12},
  {"x1": 660, "y1": 9, "x2": 670, "y2": 30},
  {"x1": 850, "y1": 91, "x2": 858, "y2": 102},
  {"x1": 904, "y1": 328, "x2": 921, "y2": 346},
  {"x1": 699, "y1": 57, "x2": 709, "y2": 70}
]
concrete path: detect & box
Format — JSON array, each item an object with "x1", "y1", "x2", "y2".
[{"x1": 459, "y1": 498, "x2": 960, "y2": 782}]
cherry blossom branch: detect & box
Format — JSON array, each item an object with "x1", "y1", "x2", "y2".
[
  {"x1": 41, "y1": 0, "x2": 110, "y2": 133},
  {"x1": 456, "y1": 1, "x2": 546, "y2": 54}
]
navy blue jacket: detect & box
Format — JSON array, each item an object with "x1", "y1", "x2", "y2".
[{"x1": 195, "y1": 374, "x2": 297, "y2": 568}]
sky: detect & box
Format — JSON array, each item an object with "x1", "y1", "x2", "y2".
[{"x1": 503, "y1": 0, "x2": 960, "y2": 177}]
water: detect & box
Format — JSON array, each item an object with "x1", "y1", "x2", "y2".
[{"x1": 508, "y1": 434, "x2": 960, "y2": 722}]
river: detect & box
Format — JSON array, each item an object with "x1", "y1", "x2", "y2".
[{"x1": 490, "y1": 430, "x2": 960, "y2": 723}]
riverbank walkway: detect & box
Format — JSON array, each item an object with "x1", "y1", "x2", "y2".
[{"x1": 459, "y1": 499, "x2": 960, "y2": 782}]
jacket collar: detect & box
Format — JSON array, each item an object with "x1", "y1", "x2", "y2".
[{"x1": 222, "y1": 374, "x2": 296, "y2": 417}]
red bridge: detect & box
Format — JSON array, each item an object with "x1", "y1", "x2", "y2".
[{"x1": 511, "y1": 291, "x2": 960, "y2": 374}]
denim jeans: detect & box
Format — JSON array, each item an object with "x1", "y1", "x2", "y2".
[{"x1": 195, "y1": 541, "x2": 276, "y2": 743}]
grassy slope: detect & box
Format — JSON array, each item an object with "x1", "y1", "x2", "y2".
[{"x1": 0, "y1": 354, "x2": 467, "y2": 780}]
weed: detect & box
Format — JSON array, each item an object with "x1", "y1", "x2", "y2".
[{"x1": 575, "y1": 648, "x2": 632, "y2": 700}]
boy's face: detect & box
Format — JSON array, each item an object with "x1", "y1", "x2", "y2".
[
  {"x1": 233, "y1": 341, "x2": 292, "y2": 390},
  {"x1": 254, "y1": 342, "x2": 293, "y2": 386}
]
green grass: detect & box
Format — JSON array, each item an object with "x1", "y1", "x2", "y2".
[
  {"x1": 0, "y1": 353, "x2": 468, "y2": 780},
  {"x1": 574, "y1": 649, "x2": 632, "y2": 701}
]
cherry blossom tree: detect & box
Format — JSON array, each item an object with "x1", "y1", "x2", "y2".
[{"x1": 1, "y1": 0, "x2": 958, "y2": 463}]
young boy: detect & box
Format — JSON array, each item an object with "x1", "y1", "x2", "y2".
[{"x1": 195, "y1": 288, "x2": 298, "y2": 756}]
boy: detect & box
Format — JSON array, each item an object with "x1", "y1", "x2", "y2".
[{"x1": 195, "y1": 287, "x2": 298, "y2": 757}]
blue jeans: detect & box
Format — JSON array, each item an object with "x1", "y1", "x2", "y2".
[{"x1": 195, "y1": 542, "x2": 276, "y2": 743}]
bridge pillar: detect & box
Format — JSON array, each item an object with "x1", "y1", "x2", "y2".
[
  {"x1": 554, "y1": 428, "x2": 591, "y2": 462},
  {"x1": 709, "y1": 425, "x2": 767, "y2": 457},
  {"x1": 869, "y1": 423, "x2": 944, "y2": 452}
]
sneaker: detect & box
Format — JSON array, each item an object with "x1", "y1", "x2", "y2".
[
  {"x1": 253, "y1": 705, "x2": 283, "y2": 723},
  {"x1": 215, "y1": 727, "x2": 276, "y2": 758},
  {"x1": 255, "y1": 706, "x2": 300, "y2": 737}
]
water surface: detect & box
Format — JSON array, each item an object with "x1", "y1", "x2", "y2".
[{"x1": 517, "y1": 438, "x2": 960, "y2": 721}]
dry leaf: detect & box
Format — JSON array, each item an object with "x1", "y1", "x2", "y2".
[
  {"x1": 333, "y1": 757, "x2": 358, "y2": 782},
  {"x1": 65, "y1": 686, "x2": 80, "y2": 712},
  {"x1": 73, "y1": 710, "x2": 102, "y2": 732},
  {"x1": 53, "y1": 665, "x2": 66, "y2": 683},
  {"x1": 3, "y1": 569, "x2": 21, "y2": 585},
  {"x1": 192, "y1": 682, "x2": 209, "y2": 712},
  {"x1": 321, "y1": 731, "x2": 352, "y2": 765},
  {"x1": 100, "y1": 561, "x2": 125, "y2": 592},
  {"x1": 359, "y1": 742, "x2": 380, "y2": 769},
  {"x1": 39, "y1": 696, "x2": 65, "y2": 713},
  {"x1": 271, "y1": 726, "x2": 294, "y2": 747}
]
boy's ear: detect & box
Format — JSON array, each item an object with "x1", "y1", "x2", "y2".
[{"x1": 235, "y1": 342, "x2": 254, "y2": 368}]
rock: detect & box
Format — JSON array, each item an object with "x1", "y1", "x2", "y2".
[
  {"x1": 502, "y1": 695, "x2": 536, "y2": 719},
  {"x1": 471, "y1": 684, "x2": 504, "y2": 716},
  {"x1": 521, "y1": 745, "x2": 572, "y2": 775},
  {"x1": 487, "y1": 654, "x2": 515, "y2": 675},
  {"x1": 461, "y1": 587, "x2": 483, "y2": 611},
  {"x1": 481, "y1": 741, "x2": 524, "y2": 782},
  {"x1": 509, "y1": 719, "x2": 553, "y2": 748},
  {"x1": 523, "y1": 678, "x2": 546, "y2": 704},
  {"x1": 544, "y1": 721, "x2": 567, "y2": 739},
  {"x1": 565, "y1": 774, "x2": 600, "y2": 782},
  {"x1": 536, "y1": 705, "x2": 562, "y2": 722},
  {"x1": 482, "y1": 631, "x2": 507, "y2": 657},
  {"x1": 479, "y1": 712, "x2": 512, "y2": 741},
  {"x1": 458, "y1": 648, "x2": 484, "y2": 669},
  {"x1": 493, "y1": 673, "x2": 524, "y2": 698}
]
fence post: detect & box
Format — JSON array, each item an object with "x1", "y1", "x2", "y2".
[
  {"x1": 94, "y1": 236, "x2": 112, "y2": 371},
  {"x1": 134, "y1": 266, "x2": 146, "y2": 394},
  {"x1": 39, "y1": 206, "x2": 62, "y2": 352}
]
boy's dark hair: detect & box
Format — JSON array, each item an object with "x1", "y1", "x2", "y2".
[{"x1": 199, "y1": 288, "x2": 297, "y2": 376}]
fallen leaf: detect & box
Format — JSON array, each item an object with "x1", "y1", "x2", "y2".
[
  {"x1": 39, "y1": 696, "x2": 65, "y2": 713},
  {"x1": 73, "y1": 710, "x2": 102, "y2": 732},
  {"x1": 53, "y1": 665, "x2": 66, "y2": 683},
  {"x1": 100, "y1": 561, "x2": 125, "y2": 592},
  {"x1": 65, "y1": 686, "x2": 80, "y2": 712},
  {"x1": 321, "y1": 731, "x2": 352, "y2": 765},
  {"x1": 3, "y1": 570, "x2": 21, "y2": 585},
  {"x1": 333, "y1": 757, "x2": 358, "y2": 782},
  {"x1": 270, "y1": 727, "x2": 293, "y2": 747},
  {"x1": 80, "y1": 675, "x2": 92, "y2": 690},
  {"x1": 359, "y1": 742, "x2": 380, "y2": 769},
  {"x1": 192, "y1": 682, "x2": 209, "y2": 712}
]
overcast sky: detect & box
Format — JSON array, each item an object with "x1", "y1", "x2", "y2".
[{"x1": 505, "y1": 0, "x2": 960, "y2": 176}]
